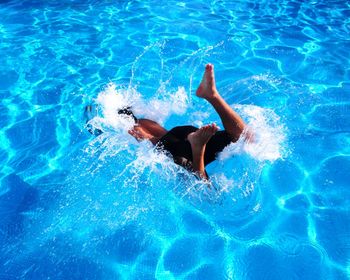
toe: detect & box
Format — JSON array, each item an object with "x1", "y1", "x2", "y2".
[
  {"x1": 210, "y1": 124, "x2": 218, "y2": 134},
  {"x1": 203, "y1": 125, "x2": 211, "y2": 132}
]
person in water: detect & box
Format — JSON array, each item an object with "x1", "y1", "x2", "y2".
[{"x1": 86, "y1": 64, "x2": 250, "y2": 180}]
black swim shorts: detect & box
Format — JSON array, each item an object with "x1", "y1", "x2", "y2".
[{"x1": 157, "y1": 125, "x2": 232, "y2": 166}]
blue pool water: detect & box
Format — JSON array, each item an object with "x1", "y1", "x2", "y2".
[{"x1": 1, "y1": 0, "x2": 349, "y2": 279}]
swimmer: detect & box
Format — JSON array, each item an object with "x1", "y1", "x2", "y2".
[{"x1": 85, "y1": 64, "x2": 251, "y2": 180}]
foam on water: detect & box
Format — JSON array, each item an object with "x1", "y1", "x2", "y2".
[{"x1": 91, "y1": 82, "x2": 190, "y2": 132}]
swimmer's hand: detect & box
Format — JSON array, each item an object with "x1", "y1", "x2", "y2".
[
  {"x1": 128, "y1": 126, "x2": 147, "y2": 142},
  {"x1": 128, "y1": 125, "x2": 158, "y2": 143}
]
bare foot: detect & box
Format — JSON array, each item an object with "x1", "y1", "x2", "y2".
[
  {"x1": 196, "y1": 64, "x2": 218, "y2": 100},
  {"x1": 187, "y1": 123, "x2": 218, "y2": 148}
]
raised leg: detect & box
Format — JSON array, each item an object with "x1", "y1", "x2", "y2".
[
  {"x1": 196, "y1": 64, "x2": 247, "y2": 142},
  {"x1": 187, "y1": 123, "x2": 218, "y2": 180}
]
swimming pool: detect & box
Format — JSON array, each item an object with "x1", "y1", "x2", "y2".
[{"x1": 1, "y1": 0, "x2": 349, "y2": 279}]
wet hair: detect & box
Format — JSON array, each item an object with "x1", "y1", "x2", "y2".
[{"x1": 118, "y1": 106, "x2": 138, "y2": 122}]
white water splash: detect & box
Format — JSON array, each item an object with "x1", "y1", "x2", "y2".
[
  {"x1": 91, "y1": 82, "x2": 190, "y2": 131},
  {"x1": 81, "y1": 81, "x2": 288, "y2": 223},
  {"x1": 219, "y1": 104, "x2": 286, "y2": 162}
]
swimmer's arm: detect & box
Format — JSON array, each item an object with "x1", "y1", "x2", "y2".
[{"x1": 128, "y1": 126, "x2": 161, "y2": 145}]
